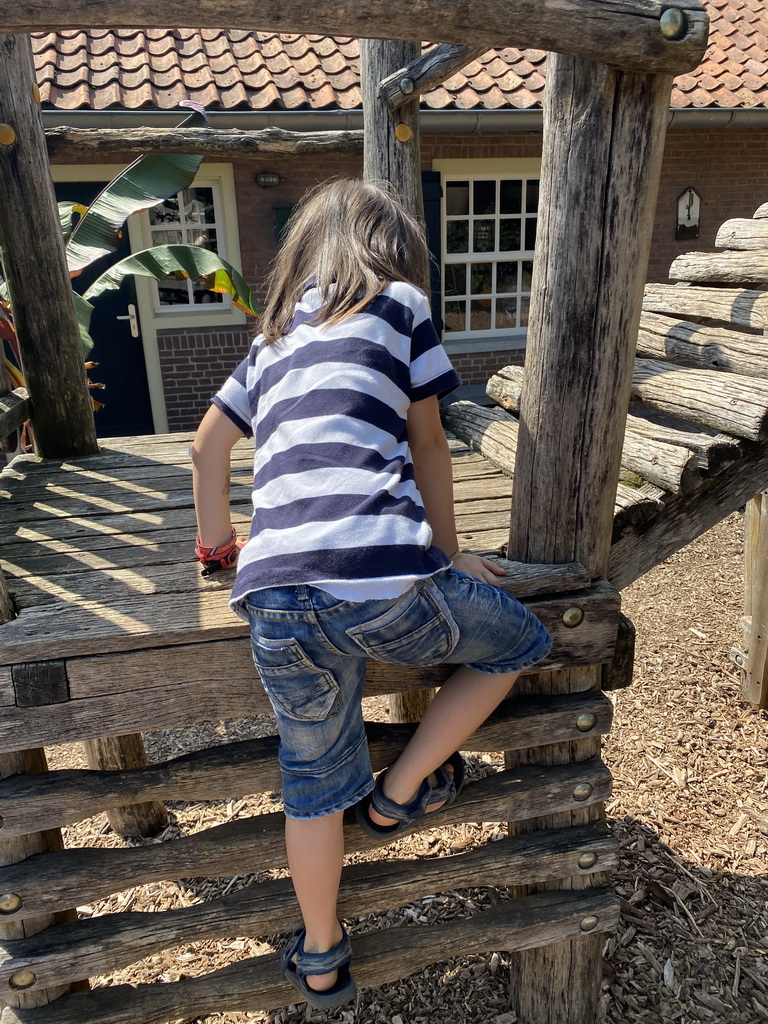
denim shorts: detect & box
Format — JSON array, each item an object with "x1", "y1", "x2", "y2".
[{"x1": 243, "y1": 568, "x2": 552, "y2": 820}]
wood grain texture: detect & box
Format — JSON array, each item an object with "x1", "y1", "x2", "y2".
[
  {"x1": 632, "y1": 358, "x2": 768, "y2": 440},
  {"x1": 0, "y1": 390, "x2": 30, "y2": 450},
  {"x1": 642, "y1": 283, "x2": 768, "y2": 332},
  {"x1": 0, "y1": 825, "x2": 618, "y2": 991},
  {"x1": 0, "y1": 692, "x2": 613, "y2": 836},
  {"x1": 670, "y1": 249, "x2": 768, "y2": 285},
  {"x1": 0, "y1": 889, "x2": 620, "y2": 1024},
  {"x1": 715, "y1": 218, "x2": 768, "y2": 251},
  {"x1": 0, "y1": 760, "x2": 612, "y2": 921},
  {"x1": 81, "y1": 736, "x2": 167, "y2": 839},
  {"x1": 0, "y1": 0, "x2": 709, "y2": 73},
  {"x1": 636, "y1": 310, "x2": 768, "y2": 378},
  {"x1": 380, "y1": 43, "x2": 488, "y2": 109},
  {"x1": 0, "y1": 35, "x2": 97, "y2": 459},
  {"x1": 742, "y1": 492, "x2": 768, "y2": 709},
  {"x1": 44, "y1": 126, "x2": 363, "y2": 159}
]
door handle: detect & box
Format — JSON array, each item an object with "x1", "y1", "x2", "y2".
[{"x1": 116, "y1": 303, "x2": 139, "y2": 338}]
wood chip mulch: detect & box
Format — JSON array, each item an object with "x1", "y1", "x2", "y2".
[{"x1": 47, "y1": 512, "x2": 767, "y2": 1024}]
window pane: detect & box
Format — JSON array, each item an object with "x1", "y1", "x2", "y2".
[
  {"x1": 524, "y1": 217, "x2": 537, "y2": 251},
  {"x1": 497, "y1": 261, "x2": 518, "y2": 293},
  {"x1": 521, "y1": 260, "x2": 534, "y2": 291},
  {"x1": 499, "y1": 219, "x2": 521, "y2": 252},
  {"x1": 470, "y1": 299, "x2": 492, "y2": 331},
  {"x1": 496, "y1": 297, "x2": 518, "y2": 329},
  {"x1": 158, "y1": 278, "x2": 192, "y2": 305},
  {"x1": 193, "y1": 285, "x2": 224, "y2": 305},
  {"x1": 444, "y1": 264, "x2": 467, "y2": 296},
  {"x1": 444, "y1": 300, "x2": 466, "y2": 332},
  {"x1": 447, "y1": 220, "x2": 469, "y2": 254},
  {"x1": 149, "y1": 199, "x2": 180, "y2": 225},
  {"x1": 446, "y1": 181, "x2": 469, "y2": 216},
  {"x1": 473, "y1": 180, "x2": 496, "y2": 215},
  {"x1": 526, "y1": 179, "x2": 540, "y2": 213},
  {"x1": 187, "y1": 228, "x2": 219, "y2": 251},
  {"x1": 500, "y1": 179, "x2": 523, "y2": 214},
  {"x1": 473, "y1": 220, "x2": 495, "y2": 253},
  {"x1": 470, "y1": 262, "x2": 492, "y2": 295},
  {"x1": 182, "y1": 188, "x2": 216, "y2": 224},
  {"x1": 151, "y1": 229, "x2": 183, "y2": 245},
  {"x1": 520, "y1": 296, "x2": 530, "y2": 327}
]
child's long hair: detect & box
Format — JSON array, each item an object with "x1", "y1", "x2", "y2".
[{"x1": 260, "y1": 178, "x2": 432, "y2": 344}]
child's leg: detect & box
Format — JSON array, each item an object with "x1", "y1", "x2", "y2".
[
  {"x1": 369, "y1": 665, "x2": 518, "y2": 825},
  {"x1": 284, "y1": 811, "x2": 345, "y2": 991}
]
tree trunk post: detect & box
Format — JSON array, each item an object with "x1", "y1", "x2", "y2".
[
  {"x1": 742, "y1": 491, "x2": 768, "y2": 708},
  {"x1": 0, "y1": 33, "x2": 97, "y2": 459},
  {"x1": 505, "y1": 56, "x2": 673, "y2": 1024},
  {"x1": 361, "y1": 38, "x2": 431, "y2": 724},
  {"x1": 82, "y1": 735, "x2": 168, "y2": 838}
]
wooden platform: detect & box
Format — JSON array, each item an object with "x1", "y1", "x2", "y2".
[{"x1": 0, "y1": 432, "x2": 621, "y2": 753}]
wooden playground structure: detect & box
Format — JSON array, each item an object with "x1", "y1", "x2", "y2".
[{"x1": 1, "y1": 2, "x2": 766, "y2": 1022}]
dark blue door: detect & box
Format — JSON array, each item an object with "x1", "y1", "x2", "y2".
[{"x1": 56, "y1": 182, "x2": 155, "y2": 437}]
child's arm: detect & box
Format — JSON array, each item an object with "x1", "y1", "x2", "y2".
[
  {"x1": 407, "y1": 395, "x2": 506, "y2": 585},
  {"x1": 191, "y1": 403, "x2": 246, "y2": 551}
]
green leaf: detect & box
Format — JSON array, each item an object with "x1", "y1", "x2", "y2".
[
  {"x1": 84, "y1": 244, "x2": 261, "y2": 317},
  {"x1": 58, "y1": 201, "x2": 88, "y2": 245},
  {"x1": 71, "y1": 290, "x2": 95, "y2": 356},
  {"x1": 65, "y1": 104, "x2": 208, "y2": 275}
]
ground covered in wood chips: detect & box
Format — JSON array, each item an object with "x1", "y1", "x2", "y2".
[{"x1": 52, "y1": 512, "x2": 767, "y2": 1024}]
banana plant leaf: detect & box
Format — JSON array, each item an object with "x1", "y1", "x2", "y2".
[
  {"x1": 58, "y1": 202, "x2": 88, "y2": 245},
  {"x1": 71, "y1": 291, "x2": 95, "y2": 356},
  {"x1": 65, "y1": 103, "x2": 208, "y2": 276},
  {"x1": 84, "y1": 245, "x2": 261, "y2": 317}
]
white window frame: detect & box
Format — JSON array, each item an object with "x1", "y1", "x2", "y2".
[{"x1": 433, "y1": 158, "x2": 541, "y2": 355}]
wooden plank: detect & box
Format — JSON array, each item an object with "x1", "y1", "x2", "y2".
[
  {"x1": 0, "y1": 759, "x2": 613, "y2": 921},
  {"x1": 44, "y1": 125, "x2": 363, "y2": 159},
  {"x1": 670, "y1": 249, "x2": 768, "y2": 285},
  {"x1": 643, "y1": 283, "x2": 768, "y2": 331},
  {"x1": 0, "y1": 34, "x2": 97, "y2": 459},
  {"x1": 715, "y1": 218, "x2": 768, "y2": 251},
  {"x1": 632, "y1": 358, "x2": 768, "y2": 440},
  {"x1": 81, "y1": 736, "x2": 167, "y2": 839},
  {"x1": 609, "y1": 435, "x2": 768, "y2": 590},
  {"x1": 0, "y1": 0, "x2": 709, "y2": 74},
  {"x1": 0, "y1": 667, "x2": 15, "y2": 706},
  {"x1": 504, "y1": 53, "x2": 673, "y2": 1024},
  {"x1": 0, "y1": 691, "x2": 613, "y2": 835},
  {"x1": 0, "y1": 888, "x2": 620, "y2": 1024},
  {"x1": 0, "y1": 389, "x2": 30, "y2": 447},
  {"x1": 627, "y1": 407, "x2": 745, "y2": 475},
  {"x1": 744, "y1": 492, "x2": 768, "y2": 709},
  {"x1": 11, "y1": 663, "x2": 68, "y2": 707},
  {"x1": 0, "y1": 825, "x2": 618, "y2": 991},
  {"x1": 637, "y1": 310, "x2": 768, "y2": 378}
]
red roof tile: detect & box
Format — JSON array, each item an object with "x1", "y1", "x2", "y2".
[{"x1": 30, "y1": 3, "x2": 768, "y2": 113}]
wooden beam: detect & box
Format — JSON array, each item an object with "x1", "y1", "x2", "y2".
[
  {"x1": 0, "y1": 389, "x2": 29, "y2": 452},
  {"x1": 0, "y1": 826, "x2": 617, "y2": 992},
  {"x1": 0, "y1": 35, "x2": 97, "y2": 459},
  {"x1": 44, "y1": 126, "x2": 363, "y2": 160},
  {"x1": 0, "y1": 889, "x2": 619, "y2": 1024},
  {"x1": 504, "y1": 53, "x2": 674, "y2": 1024},
  {"x1": 0, "y1": 0, "x2": 709, "y2": 74},
  {"x1": 380, "y1": 43, "x2": 488, "y2": 110},
  {"x1": 643, "y1": 283, "x2": 768, "y2": 332},
  {"x1": 742, "y1": 492, "x2": 768, "y2": 708},
  {"x1": 81, "y1": 735, "x2": 167, "y2": 839},
  {"x1": 636, "y1": 311, "x2": 768, "y2": 379}
]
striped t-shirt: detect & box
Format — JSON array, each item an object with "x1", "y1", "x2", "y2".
[{"x1": 212, "y1": 279, "x2": 461, "y2": 615}]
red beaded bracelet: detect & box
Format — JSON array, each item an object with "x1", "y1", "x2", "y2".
[{"x1": 195, "y1": 527, "x2": 243, "y2": 575}]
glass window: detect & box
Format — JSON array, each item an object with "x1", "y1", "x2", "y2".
[
  {"x1": 149, "y1": 186, "x2": 226, "y2": 309},
  {"x1": 442, "y1": 173, "x2": 539, "y2": 337}
]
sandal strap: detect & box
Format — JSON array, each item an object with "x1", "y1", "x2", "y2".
[
  {"x1": 284, "y1": 928, "x2": 352, "y2": 979},
  {"x1": 369, "y1": 770, "x2": 431, "y2": 823}
]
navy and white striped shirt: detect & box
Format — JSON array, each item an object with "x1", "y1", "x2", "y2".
[{"x1": 212, "y1": 280, "x2": 460, "y2": 615}]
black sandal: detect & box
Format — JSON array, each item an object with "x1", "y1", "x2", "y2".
[
  {"x1": 355, "y1": 751, "x2": 465, "y2": 838},
  {"x1": 281, "y1": 925, "x2": 357, "y2": 1008}
]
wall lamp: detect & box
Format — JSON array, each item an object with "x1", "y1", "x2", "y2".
[{"x1": 255, "y1": 171, "x2": 281, "y2": 188}]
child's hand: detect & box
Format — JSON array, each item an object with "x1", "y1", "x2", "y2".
[{"x1": 450, "y1": 551, "x2": 507, "y2": 585}]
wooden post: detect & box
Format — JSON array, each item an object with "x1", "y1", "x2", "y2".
[
  {"x1": 82, "y1": 735, "x2": 168, "y2": 838},
  {"x1": 741, "y1": 492, "x2": 768, "y2": 708},
  {"x1": 361, "y1": 38, "x2": 431, "y2": 722},
  {"x1": 505, "y1": 56, "x2": 673, "y2": 1024},
  {"x1": 0, "y1": 33, "x2": 97, "y2": 459}
]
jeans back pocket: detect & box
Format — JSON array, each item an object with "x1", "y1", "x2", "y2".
[
  {"x1": 346, "y1": 581, "x2": 459, "y2": 666},
  {"x1": 251, "y1": 634, "x2": 340, "y2": 722}
]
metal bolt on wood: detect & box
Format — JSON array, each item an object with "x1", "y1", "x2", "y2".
[
  {"x1": 399, "y1": 77, "x2": 415, "y2": 95},
  {"x1": 562, "y1": 607, "x2": 584, "y2": 627},
  {"x1": 394, "y1": 122, "x2": 413, "y2": 142},
  {"x1": 659, "y1": 8, "x2": 686, "y2": 39},
  {"x1": 0, "y1": 892, "x2": 22, "y2": 914},
  {"x1": 576, "y1": 712, "x2": 597, "y2": 732},
  {"x1": 0, "y1": 123, "x2": 16, "y2": 146},
  {"x1": 579, "y1": 916, "x2": 599, "y2": 932},
  {"x1": 8, "y1": 970, "x2": 36, "y2": 990},
  {"x1": 572, "y1": 782, "x2": 594, "y2": 802},
  {"x1": 578, "y1": 852, "x2": 599, "y2": 870}
]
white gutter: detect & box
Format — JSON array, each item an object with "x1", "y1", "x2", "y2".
[{"x1": 41, "y1": 107, "x2": 768, "y2": 132}]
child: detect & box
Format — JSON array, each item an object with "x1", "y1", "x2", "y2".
[{"x1": 191, "y1": 178, "x2": 552, "y2": 1009}]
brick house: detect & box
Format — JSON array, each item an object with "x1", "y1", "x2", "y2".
[{"x1": 32, "y1": 0, "x2": 768, "y2": 435}]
